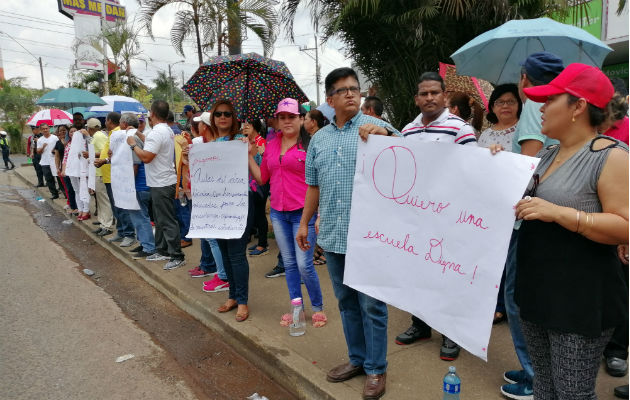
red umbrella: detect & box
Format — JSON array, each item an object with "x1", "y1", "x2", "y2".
[{"x1": 27, "y1": 109, "x2": 73, "y2": 126}]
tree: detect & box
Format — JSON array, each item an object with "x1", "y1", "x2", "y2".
[
  {"x1": 0, "y1": 78, "x2": 41, "y2": 152},
  {"x1": 150, "y1": 70, "x2": 187, "y2": 103}
]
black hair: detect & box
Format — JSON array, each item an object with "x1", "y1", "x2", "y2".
[
  {"x1": 418, "y1": 72, "x2": 445, "y2": 91},
  {"x1": 610, "y1": 77, "x2": 629, "y2": 97},
  {"x1": 448, "y1": 92, "x2": 484, "y2": 132},
  {"x1": 567, "y1": 95, "x2": 607, "y2": 127},
  {"x1": 308, "y1": 109, "x2": 327, "y2": 129},
  {"x1": 325, "y1": 67, "x2": 359, "y2": 96},
  {"x1": 167, "y1": 110, "x2": 175, "y2": 122},
  {"x1": 486, "y1": 84, "x2": 523, "y2": 124},
  {"x1": 298, "y1": 124, "x2": 311, "y2": 151},
  {"x1": 363, "y1": 96, "x2": 384, "y2": 116},
  {"x1": 250, "y1": 119, "x2": 263, "y2": 134},
  {"x1": 73, "y1": 112, "x2": 84, "y2": 118},
  {"x1": 106, "y1": 112, "x2": 121, "y2": 125},
  {"x1": 151, "y1": 100, "x2": 170, "y2": 120}
]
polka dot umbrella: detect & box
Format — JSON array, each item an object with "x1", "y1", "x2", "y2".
[{"x1": 183, "y1": 53, "x2": 309, "y2": 121}]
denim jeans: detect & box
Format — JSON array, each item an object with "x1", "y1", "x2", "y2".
[
  {"x1": 174, "y1": 198, "x2": 192, "y2": 242},
  {"x1": 217, "y1": 230, "x2": 250, "y2": 304},
  {"x1": 200, "y1": 238, "x2": 227, "y2": 281},
  {"x1": 127, "y1": 190, "x2": 155, "y2": 253},
  {"x1": 325, "y1": 251, "x2": 388, "y2": 375},
  {"x1": 105, "y1": 182, "x2": 135, "y2": 238},
  {"x1": 505, "y1": 229, "x2": 534, "y2": 383},
  {"x1": 270, "y1": 208, "x2": 322, "y2": 311}
]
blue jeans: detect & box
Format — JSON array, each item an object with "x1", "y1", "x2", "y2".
[
  {"x1": 505, "y1": 229, "x2": 534, "y2": 383},
  {"x1": 217, "y1": 230, "x2": 250, "y2": 304},
  {"x1": 200, "y1": 238, "x2": 226, "y2": 280},
  {"x1": 325, "y1": 251, "x2": 388, "y2": 374},
  {"x1": 270, "y1": 208, "x2": 322, "y2": 311},
  {"x1": 174, "y1": 198, "x2": 192, "y2": 242},
  {"x1": 105, "y1": 182, "x2": 135, "y2": 238},
  {"x1": 127, "y1": 190, "x2": 155, "y2": 253}
]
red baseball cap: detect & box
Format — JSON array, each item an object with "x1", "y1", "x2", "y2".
[{"x1": 523, "y1": 63, "x2": 613, "y2": 109}]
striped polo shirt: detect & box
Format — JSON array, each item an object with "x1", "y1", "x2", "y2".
[{"x1": 401, "y1": 108, "x2": 477, "y2": 146}]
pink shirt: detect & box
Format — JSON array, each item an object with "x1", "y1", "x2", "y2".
[{"x1": 260, "y1": 134, "x2": 308, "y2": 212}]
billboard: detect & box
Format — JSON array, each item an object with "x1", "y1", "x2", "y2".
[{"x1": 57, "y1": 0, "x2": 126, "y2": 22}]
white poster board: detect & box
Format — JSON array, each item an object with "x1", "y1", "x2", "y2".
[
  {"x1": 345, "y1": 136, "x2": 539, "y2": 361},
  {"x1": 87, "y1": 143, "x2": 96, "y2": 190},
  {"x1": 109, "y1": 130, "x2": 139, "y2": 210},
  {"x1": 188, "y1": 140, "x2": 248, "y2": 239}
]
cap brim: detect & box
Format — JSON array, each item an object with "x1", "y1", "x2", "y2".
[
  {"x1": 192, "y1": 116, "x2": 202, "y2": 122},
  {"x1": 523, "y1": 84, "x2": 565, "y2": 103}
]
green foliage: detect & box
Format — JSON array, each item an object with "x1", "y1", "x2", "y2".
[
  {"x1": 3, "y1": 122, "x2": 24, "y2": 153},
  {"x1": 0, "y1": 78, "x2": 40, "y2": 141},
  {"x1": 150, "y1": 70, "x2": 191, "y2": 108}
]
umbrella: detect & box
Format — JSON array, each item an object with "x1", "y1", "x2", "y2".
[
  {"x1": 439, "y1": 62, "x2": 494, "y2": 110},
  {"x1": 450, "y1": 17, "x2": 612, "y2": 85},
  {"x1": 36, "y1": 87, "x2": 106, "y2": 109},
  {"x1": 85, "y1": 95, "x2": 148, "y2": 115},
  {"x1": 27, "y1": 109, "x2": 73, "y2": 126},
  {"x1": 316, "y1": 102, "x2": 335, "y2": 122},
  {"x1": 183, "y1": 52, "x2": 309, "y2": 121}
]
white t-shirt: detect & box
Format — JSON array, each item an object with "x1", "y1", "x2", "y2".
[
  {"x1": 143, "y1": 122, "x2": 176, "y2": 187},
  {"x1": 37, "y1": 134, "x2": 59, "y2": 166}
]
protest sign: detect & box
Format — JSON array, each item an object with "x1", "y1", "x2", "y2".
[
  {"x1": 65, "y1": 131, "x2": 85, "y2": 177},
  {"x1": 345, "y1": 136, "x2": 538, "y2": 360},
  {"x1": 110, "y1": 130, "x2": 139, "y2": 210},
  {"x1": 188, "y1": 140, "x2": 248, "y2": 239}
]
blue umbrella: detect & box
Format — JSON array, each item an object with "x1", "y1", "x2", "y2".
[
  {"x1": 85, "y1": 95, "x2": 148, "y2": 116},
  {"x1": 450, "y1": 17, "x2": 612, "y2": 85}
]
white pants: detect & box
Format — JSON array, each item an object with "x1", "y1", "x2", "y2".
[{"x1": 69, "y1": 176, "x2": 90, "y2": 213}]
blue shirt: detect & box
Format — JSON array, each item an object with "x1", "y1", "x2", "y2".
[
  {"x1": 305, "y1": 111, "x2": 400, "y2": 254},
  {"x1": 512, "y1": 100, "x2": 558, "y2": 153}
]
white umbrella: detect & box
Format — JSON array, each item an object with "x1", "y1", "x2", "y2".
[
  {"x1": 85, "y1": 95, "x2": 148, "y2": 115},
  {"x1": 27, "y1": 109, "x2": 73, "y2": 126}
]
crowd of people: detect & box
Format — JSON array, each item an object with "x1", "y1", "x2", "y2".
[{"x1": 17, "y1": 50, "x2": 629, "y2": 400}]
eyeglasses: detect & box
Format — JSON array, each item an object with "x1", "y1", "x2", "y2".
[
  {"x1": 329, "y1": 86, "x2": 360, "y2": 96},
  {"x1": 494, "y1": 99, "x2": 518, "y2": 107},
  {"x1": 214, "y1": 111, "x2": 233, "y2": 118}
]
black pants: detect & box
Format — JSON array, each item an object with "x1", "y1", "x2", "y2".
[
  {"x1": 41, "y1": 165, "x2": 58, "y2": 197},
  {"x1": 2, "y1": 149, "x2": 14, "y2": 169},
  {"x1": 604, "y1": 259, "x2": 629, "y2": 360},
  {"x1": 249, "y1": 190, "x2": 269, "y2": 248},
  {"x1": 64, "y1": 176, "x2": 77, "y2": 210},
  {"x1": 150, "y1": 184, "x2": 184, "y2": 260},
  {"x1": 32, "y1": 154, "x2": 44, "y2": 185}
]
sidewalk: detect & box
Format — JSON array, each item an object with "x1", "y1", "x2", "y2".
[{"x1": 11, "y1": 165, "x2": 623, "y2": 399}]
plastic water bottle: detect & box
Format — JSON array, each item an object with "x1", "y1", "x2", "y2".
[
  {"x1": 178, "y1": 191, "x2": 188, "y2": 206},
  {"x1": 442, "y1": 366, "x2": 461, "y2": 399},
  {"x1": 289, "y1": 298, "x2": 306, "y2": 336}
]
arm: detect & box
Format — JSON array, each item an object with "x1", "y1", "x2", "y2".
[
  {"x1": 296, "y1": 185, "x2": 320, "y2": 250},
  {"x1": 248, "y1": 154, "x2": 265, "y2": 186},
  {"x1": 127, "y1": 136, "x2": 157, "y2": 163},
  {"x1": 520, "y1": 139, "x2": 543, "y2": 156}
]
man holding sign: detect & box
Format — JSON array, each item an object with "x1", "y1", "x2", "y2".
[{"x1": 297, "y1": 67, "x2": 399, "y2": 400}]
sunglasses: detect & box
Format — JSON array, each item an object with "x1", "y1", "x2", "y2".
[{"x1": 214, "y1": 111, "x2": 233, "y2": 118}]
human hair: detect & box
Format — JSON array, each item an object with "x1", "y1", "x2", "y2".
[
  {"x1": 363, "y1": 96, "x2": 384, "y2": 117},
  {"x1": 486, "y1": 84, "x2": 523, "y2": 124},
  {"x1": 567, "y1": 95, "x2": 608, "y2": 127},
  {"x1": 106, "y1": 112, "x2": 121, "y2": 125},
  {"x1": 447, "y1": 92, "x2": 484, "y2": 131},
  {"x1": 325, "y1": 67, "x2": 359, "y2": 96},
  {"x1": 121, "y1": 113, "x2": 139, "y2": 128},
  {"x1": 250, "y1": 119, "x2": 263, "y2": 135},
  {"x1": 167, "y1": 111, "x2": 175, "y2": 123},
  {"x1": 299, "y1": 123, "x2": 311, "y2": 151},
  {"x1": 307, "y1": 109, "x2": 327, "y2": 129},
  {"x1": 39, "y1": 123, "x2": 49, "y2": 128},
  {"x1": 190, "y1": 112, "x2": 202, "y2": 136},
  {"x1": 210, "y1": 99, "x2": 239, "y2": 139},
  {"x1": 610, "y1": 77, "x2": 629, "y2": 97},
  {"x1": 73, "y1": 112, "x2": 84, "y2": 119},
  {"x1": 605, "y1": 93, "x2": 628, "y2": 124},
  {"x1": 418, "y1": 72, "x2": 445, "y2": 91},
  {"x1": 151, "y1": 100, "x2": 169, "y2": 120}
]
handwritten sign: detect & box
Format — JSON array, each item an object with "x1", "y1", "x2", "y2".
[
  {"x1": 188, "y1": 140, "x2": 248, "y2": 239},
  {"x1": 87, "y1": 143, "x2": 96, "y2": 190},
  {"x1": 110, "y1": 130, "x2": 139, "y2": 210},
  {"x1": 65, "y1": 131, "x2": 85, "y2": 178},
  {"x1": 345, "y1": 136, "x2": 539, "y2": 361}
]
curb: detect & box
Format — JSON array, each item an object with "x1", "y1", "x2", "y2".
[{"x1": 14, "y1": 169, "x2": 356, "y2": 400}]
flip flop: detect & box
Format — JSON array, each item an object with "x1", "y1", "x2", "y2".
[
  {"x1": 280, "y1": 313, "x2": 292, "y2": 327},
  {"x1": 217, "y1": 301, "x2": 237, "y2": 313},
  {"x1": 312, "y1": 312, "x2": 327, "y2": 328}
]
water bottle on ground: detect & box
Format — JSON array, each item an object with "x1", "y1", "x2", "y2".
[
  {"x1": 289, "y1": 297, "x2": 306, "y2": 336},
  {"x1": 442, "y1": 366, "x2": 461, "y2": 400}
]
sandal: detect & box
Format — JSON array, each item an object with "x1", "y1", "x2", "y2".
[
  {"x1": 235, "y1": 305, "x2": 249, "y2": 322},
  {"x1": 217, "y1": 300, "x2": 237, "y2": 313},
  {"x1": 280, "y1": 313, "x2": 292, "y2": 327},
  {"x1": 493, "y1": 311, "x2": 507, "y2": 325},
  {"x1": 313, "y1": 246, "x2": 327, "y2": 265},
  {"x1": 312, "y1": 311, "x2": 327, "y2": 328}
]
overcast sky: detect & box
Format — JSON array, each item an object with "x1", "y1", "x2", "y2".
[{"x1": 0, "y1": 0, "x2": 351, "y2": 104}]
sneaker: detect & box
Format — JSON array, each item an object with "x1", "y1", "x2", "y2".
[
  {"x1": 92, "y1": 227, "x2": 104, "y2": 234},
  {"x1": 500, "y1": 382, "x2": 533, "y2": 400},
  {"x1": 503, "y1": 370, "x2": 529, "y2": 385},
  {"x1": 129, "y1": 245, "x2": 143, "y2": 253},
  {"x1": 164, "y1": 258, "x2": 186, "y2": 270},
  {"x1": 190, "y1": 268, "x2": 214, "y2": 278},
  {"x1": 203, "y1": 275, "x2": 230, "y2": 292},
  {"x1": 96, "y1": 229, "x2": 113, "y2": 237},
  {"x1": 189, "y1": 266, "x2": 201, "y2": 274},
  {"x1": 119, "y1": 237, "x2": 137, "y2": 247},
  {"x1": 146, "y1": 253, "x2": 170, "y2": 261},
  {"x1": 107, "y1": 235, "x2": 123, "y2": 243},
  {"x1": 395, "y1": 325, "x2": 431, "y2": 345},
  {"x1": 249, "y1": 247, "x2": 269, "y2": 256},
  {"x1": 132, "y1": 251, "x2": 153, "y2": 260},
  {"x1": 440, "y1": 336, "x2": 461, "y2": 361},
  {"x1": 265, "y1": 265, "x2": 286, "y2": 278},
  {"x1": 247, "y1": 244, "x2": 258, "y2": 251}
]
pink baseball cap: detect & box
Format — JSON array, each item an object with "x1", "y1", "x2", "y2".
[
  {"x1": 523, "y1": 63, "x2": 614, "y2": 109},
  {"x1": 274, "y1": 98, "x2": 300, "y2": 117}
]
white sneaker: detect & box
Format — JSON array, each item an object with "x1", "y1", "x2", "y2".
[
  {"x1": 164, "y1": 259, "x2": 186, "y2": 270},
  {"x1": 119, "y1": 237, "x2": 137, "y2": 247},
  {"x1": 146, "y1": 253, "x2": 169, "y2": 261}
]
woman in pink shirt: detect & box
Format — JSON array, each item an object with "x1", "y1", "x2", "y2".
[{"x1": 248, "y1": 98, "x2": 327, "y2": 327}]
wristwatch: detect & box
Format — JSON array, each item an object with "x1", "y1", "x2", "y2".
[{"x1": 130, "y1": 144, "x2": 137, "y2": 151}]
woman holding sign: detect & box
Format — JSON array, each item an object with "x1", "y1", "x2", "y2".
[
  {"x1": 509, "y1": 64, "x2": 628, "y2": 399},
  {"x1": 247, "y1": 98, "x2": 327, "y2": 328}
]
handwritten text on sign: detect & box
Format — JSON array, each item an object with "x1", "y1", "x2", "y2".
[
  {"x1": 188, "y1": 140, "x2": 248, "y2": 239},
  {"x1": 345, "y1": 137, "x2": 538, "y2": 361}
]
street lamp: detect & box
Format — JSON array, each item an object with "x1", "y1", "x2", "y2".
[
  {"x1": 168, "y1": 60, "x2": 185, "y2": 107},
  {"x1": 0, "y1": 30, "x2": 45, "y2": 90}
]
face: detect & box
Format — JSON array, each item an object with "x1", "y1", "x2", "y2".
[
  {"x1": 303, "y1": 113, "x2": 315, "y2": 132},
  {"x1": 73, "y1": 115, "x2": 85, "y2": 129},
  {"x1": 539, "y1": 93, "x2": 575, "y2": 137},
  {"x1": 69, "y1": 127, "x2": 77, "y2": 138},
  {"x1": 415, "y1": 80, "x2": 446, "y2": 117},
  {"x1": 138, "y1": 120, "x2": 146, "y2": 132},
  {"x1": 445, "y1": 97, "x2": 458, "y2": 116},
  {"x1": 213, "y1": 105, "x2": 234, "y2": 131},
  {"x1": 276, "y1": 112, "x2": 301, "y2": 136},
  {"x1": 40, "y1": 124, "x2": 50, "y2": 136},
  {"x1": 327, "y1": 76, "x2": 360, "y2": 116},
  {"x1": 57, "y1": 126, "x2": 67, "y2": 139},
  {"x1": 492, "y1": 92, "x2": 519, "y2": 124}
]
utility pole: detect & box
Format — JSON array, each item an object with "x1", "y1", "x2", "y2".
[
  {"x1": 181, "y1": 70, "x2": 185, "y2": 87},
  {"x1": 299, "y1": 33, "x2": 321, "y2": 105},
  {"x1": 38, "y1": 57, "x2": 45, "y2": 90},
  {"x1": 100, "y1": 0, "x2": 109, "y2": 95}
]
